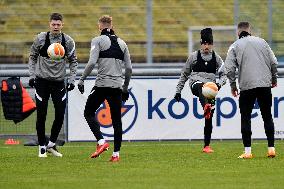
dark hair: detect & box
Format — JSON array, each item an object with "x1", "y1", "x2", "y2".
[
  {"x1": 50, "y1": 13, "x2": 63, "y2": 21},
  {"x1": 237, "y1": 22, "x2": 250, "y2": 30}
]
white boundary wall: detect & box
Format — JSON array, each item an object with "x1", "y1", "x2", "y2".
[{"x1": 68, "y1": 77, "x2": 284, "y2": 141}]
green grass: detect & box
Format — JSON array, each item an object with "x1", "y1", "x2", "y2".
[{"x1": 1, "y1": 140, "x2": 284, "y2": 189}]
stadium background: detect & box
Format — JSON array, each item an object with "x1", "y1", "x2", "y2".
[
  {"x1": 1, "y1": 1, "x2": 284, "y2": 189},
  {"x1": 0, "y1": 0, "x2": 284, "y2": 139},
  {"x1": 1, "y1": 0, "x2": 284, "y2": 63}
]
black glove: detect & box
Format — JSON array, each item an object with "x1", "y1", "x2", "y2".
[
  {"x1": 174, "y1": 93, "x2": 181, "y2": 102},
  {"x1": 122, "y1": 91, "x2": 129, "y2": 102},
  {"x1": 29, "y1": 78, "x2": 35, "y2": 88},
  {"x1": 78, "y1": 84, "x2": 84, "y2": 94},
  {"x1": 230, "y1": 83, "x2": 239, "y2": 97},
  {"x1": 216, "y1": 83, "x2": 221, "y2": 91},
  {"x1": 272, "y1": 77, "x2": 277, "y2": 88},
  {"x1": 66, "y1": 83, "x2": 75, "y2": 91}
]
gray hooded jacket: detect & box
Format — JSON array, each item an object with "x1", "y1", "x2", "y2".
[
  {"x1": 225, "y1": 35, "x2": 278, "y2": 91},
  {"x1": 28, "y1": 32, "x2": 78, "y2": 84}
]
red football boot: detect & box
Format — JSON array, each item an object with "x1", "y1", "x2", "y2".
[
  {"x1": 109, "y1": 155, "x2": 120, "y2": 162},
  {"x1": 90, "y1": 142, "x2": 110, "y2": 158},
  {"x1": 202, "y1": 146, "x2": 214, "y2": 153},
  {"x1": 204, "y1": 103, "x2": 212, "y2": 119}
]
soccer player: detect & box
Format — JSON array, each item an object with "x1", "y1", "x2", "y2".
[
  {"x1": 174, "y1": 28, "x2": 226, "y2": 153},
  {"x1": 77, "y1": 15, "x2": 132, "y2": 162},
  {"x1": 225, "y1": 22, "x2": 278, "y2": 159},
  {"x1": 28, "y1": 13, "x2": 78, "y2": 157}
]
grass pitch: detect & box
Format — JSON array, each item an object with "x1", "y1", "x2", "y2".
[{"x1": 1, "y1": 140, "x2": 284, "y2": 189}]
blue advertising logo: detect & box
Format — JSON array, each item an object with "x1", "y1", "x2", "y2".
[{"x1": 147, "y1": 90, "x2": 284, "y2": 126}]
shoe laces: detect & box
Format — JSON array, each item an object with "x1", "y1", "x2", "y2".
[
  {"x1": 48, "y1": 145, "x2": 58, "y2": 152},
  {"x1": 53, "y1": 146, "x2": 58, "y2": 152}
]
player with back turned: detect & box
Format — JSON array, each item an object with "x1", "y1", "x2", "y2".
[
  {"x1": 77, "y1": 15, "x2": 132, "y2": 162},
  {"x1": 225, "y1": 22, "x2": 278, "y2": 159}
]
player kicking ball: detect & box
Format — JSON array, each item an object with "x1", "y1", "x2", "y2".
[{"x1": 174, "y1": 28, "x2": 226, "y2": 153}]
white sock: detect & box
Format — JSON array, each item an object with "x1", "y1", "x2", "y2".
[
  {"x1": 245, "y1": 147, "x2": 251, "y2": 154},
  {"x1": 47, "y1": 141, "x2": 55, "y2": 148},
  {"x1": 268, "y1": 147, "x2": 275, "y2": 151},
  {"x1": 112, "y1": 151, "x2": 119, "y2": 157},
  {"x1": 98, "y1": 139, "x2": 106, "y2": 146}
]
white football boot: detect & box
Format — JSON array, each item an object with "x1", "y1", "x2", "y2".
[
  {"x1": 47, "y1": 145, "x2": 63, "y2": 157},
  {"x1": 38, "y1": 146, "x2": 47, "y2": 158}
]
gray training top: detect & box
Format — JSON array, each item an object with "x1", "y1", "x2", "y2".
[
  {"x1": 28, "y1": 32, "x2": 78, "y2": 84},
  {"x1": 225, "y1": 35, "x2": 278, "y2": 91},
  {"x1": 79, "y1": 32, "x2": 132, "y2": 92},
  {"x1": 176, "y1": 49, "x2": 227, "y2": 94}
]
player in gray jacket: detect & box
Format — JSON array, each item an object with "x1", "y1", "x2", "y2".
[
  {"x1": 225, "y1": 22, "x2": 278, "y2": 159},
  {"x1": 28, "y1": 13, "x2": 78, "y2": 158},
  {"x1": 77, "y1": 15, "x2": 132, "y2": 162},
  {"x1": 174, "y1": 28, "x2": 226, "y2": 153}
]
